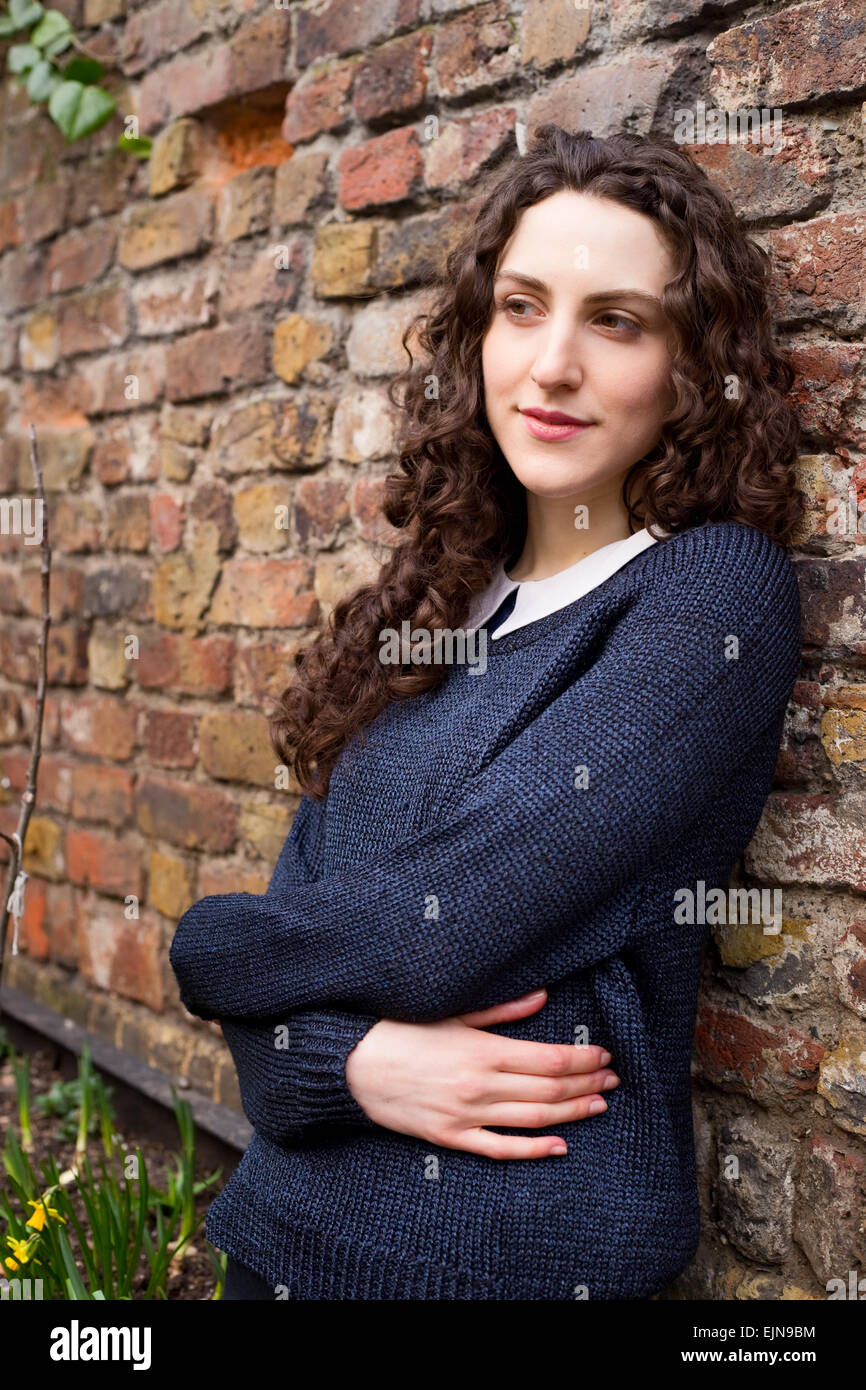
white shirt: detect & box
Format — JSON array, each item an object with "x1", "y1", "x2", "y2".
[{"x1": 465, "y1": 526, "x2": 666, "y2": 640}]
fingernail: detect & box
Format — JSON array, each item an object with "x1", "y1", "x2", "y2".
[
  {"x1": 589, "y1": 1099, "x2": 607, "y2": 1115},
  {"x1": 603, "y1": 1075, "x2": 618, "y2": 1089},
  {"x1": 551, "y1": 1144, "x2": 567, "y2": 1155},
  {"x1": 600, "y1": 1050, "x2": 612, "y2": 1066}
]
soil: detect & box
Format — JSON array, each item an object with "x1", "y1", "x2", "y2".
[{"x1": 0, "y1": 1042, "x2": 223, "y2": 1301}]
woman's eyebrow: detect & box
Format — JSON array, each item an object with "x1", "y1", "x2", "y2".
[{"x1": 493, "y1": 269, "x2": 662, "y2": 309}]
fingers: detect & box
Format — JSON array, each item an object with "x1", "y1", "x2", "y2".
[
  {"x1": 431, "y1": 1089, "x2": 618, "y2": 1159},
  {"x1": 474, "y1": 1067, "x2": 620, "y2": 1106},
  {"x1": 451, "y1": 1122, "x2": 589, "y2": 1160},
  {"x1": 458, "y1": 1129, "x2": 569, "y2": 1159},
  {"x1": 479, "y1": 1092, "x2": 615, "y2": 1130},
  {"x1": 458, "y1": 990, "x2": 548, "y2": 1027},
  {"x1": 492, "y1": 1039, "x2": 614, "y2": 1077}
]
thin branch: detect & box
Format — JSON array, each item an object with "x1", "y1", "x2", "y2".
[{"x1": 0, "y1": 423, "x2": 51, "y2": 1021}]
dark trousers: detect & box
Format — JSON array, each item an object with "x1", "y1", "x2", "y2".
[{"x1": 222, "y1": 1253, "x2": 276, "y2": 1300}]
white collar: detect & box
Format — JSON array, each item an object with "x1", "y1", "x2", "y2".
[{"x1": 466, "y1": 526, "x2": 667, "y2": 640}]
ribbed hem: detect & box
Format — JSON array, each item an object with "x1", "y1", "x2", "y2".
[
  {"x1": 204, "y1": 1167, "x2": 697, "y2": 1301},
  {"x1": 206, "y1": 1185, "x2": 510, "y2": 1300}
]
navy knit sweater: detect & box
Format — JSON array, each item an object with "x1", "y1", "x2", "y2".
[{"x1": 169, "y1": 520, "x2": 802, "y2": 1300}]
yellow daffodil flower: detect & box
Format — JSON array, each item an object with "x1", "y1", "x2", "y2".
[{"x1": 26, "y1": 1197, "x2": 66, "y2": 1230}]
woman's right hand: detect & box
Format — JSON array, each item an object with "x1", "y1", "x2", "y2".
[{"x1": 344, "y1": 989, "x2": 619, "y2": 1159}]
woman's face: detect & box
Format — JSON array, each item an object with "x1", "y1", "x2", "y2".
[{"x1": 481, "y1": 190, "x2": 679, "y2": 506}]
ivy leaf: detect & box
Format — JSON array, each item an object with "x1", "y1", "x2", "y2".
[
  {"x1": 8, "y1": 43, "x2": 41, "y2": 73},
  {"x1": 62, "y1": 56, "x2": 104, "y2": 84},
  {"x1": 9, "y1": 0, "x2": 45, "y2": 28},
  {"x1": 26, "y1": 56, "x2": 62, "y2": 102},
  {"x1": 116, "y1": 132, "x2": 153, "y2": 158},
  {"x1": 41, "y1": 28, "x2": 73, "y2": 58},
  {"x1": 48, "y1": 79, "x2": 116, "y2": 141},
  {"x1": 29, "y1": 8, "x2": 72, "y2": 49}
]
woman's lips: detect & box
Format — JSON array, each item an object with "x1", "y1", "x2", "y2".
[{"x1": 521, "y1": 413, "x2": 593, "y2": 442}]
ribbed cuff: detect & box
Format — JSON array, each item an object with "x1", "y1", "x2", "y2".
[
  {"x1": 287, "y1": 1009, "x2": 380, "y2": 1130},
  {"x1": 219, "y1": 1010, "x2": 381, "y2": 1142}
]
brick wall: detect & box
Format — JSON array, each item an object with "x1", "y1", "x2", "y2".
[{"x1": 1, "y1": 0, "x2": 865, "y2": 1300}]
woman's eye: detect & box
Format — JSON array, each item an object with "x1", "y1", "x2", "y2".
[
  {"x1": 498, "y1": 300, "x2": 641, "y2": 336},
  {"x1": 596, "y1": 312, "x2": 641, "y2": 335},
  {"x1": 501, "y1": 297, "x2": 537, "y2": 320}
]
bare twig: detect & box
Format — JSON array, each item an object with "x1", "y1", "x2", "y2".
[{"x1": 0, "y1": 423, "x2": 51, "y2": 1022}]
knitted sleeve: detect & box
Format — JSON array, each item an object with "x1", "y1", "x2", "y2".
[
  {"x1": 170, "y1": 536, "x2": 802, "y2": 1026},
  {"x1": 217, "y1": 794, "x2": 379, "y2": 1141}
]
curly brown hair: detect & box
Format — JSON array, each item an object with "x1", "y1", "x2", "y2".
[{"x1": 269, "y1": 123, "x2": 805, "y2": 799}]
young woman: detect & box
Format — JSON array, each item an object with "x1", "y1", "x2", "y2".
[{"x1": 170, "y1": 125, "x2": 805, "y2": 1301}]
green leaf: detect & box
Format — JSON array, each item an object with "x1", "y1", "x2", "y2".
[
  {"x1": 29, "y1": 8, "x2": 71, "y2": 49},
  {"x1": 48, "y1": 79, "x2": 116, "y2": 141},
  {"x1": 10, "y1": 0, "x2": 45, "y2": 28},
  {"x1": 0, "y1": 17, "x2": 19, "y2": 36},
  {"x1": 8, "y1": 42, "x2": 40, "y2": 73},
  {"x1": 62, "y1": 56, "x2": 104, "y2": 84},
  {"x1": 25, "y1": 57, "x2": 61, "y2": 102},
  {"x1": 41, "y1": 29, "x2": 72, "y2": 58},
  {"x1": 116, "y1": 132, "x2": 152, "y2": 158}
]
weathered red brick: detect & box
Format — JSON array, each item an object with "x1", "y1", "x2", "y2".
[
  {"x1": 51, "y1": 497, "x2": 103, "y2": 553},
  {"x1": 136, "y1": 631, "x2": 234, "y2": 695},
  {"x1": 133, "y1": 266, "x2": 217, "y2": 337},
  {"x1": 281, "y1": 58, "x2": 358, "y2": 145},
  {"x1": 122, "y1": 0, "x2": 212, "y2": 76},
  {"x1": 233, "y1": 637, "x2": 306, "y2": 707},
  {"x1": 209, "y1": 556, "x2": 318, "y2": 628},
  {"x1": 164, "y1": 319, "x2": 268, "y2": 401},
  {"x1": 76, "y1": 900, "x2": 164, "y2": 1011},
  {"x1": 143, "y1": 708, "x2": 198, "y2": 768},
  {"x1": 293, "y1": 476, "x2": 351, "y2": 546},
  {"x1": 424, "y1": 106, "x2": 517, "y2": 193},
  {"x1": 104, "y1": 492, "x2": 151, "y2": 551},
  {"x1": 139, "y1": 11, "x2": 292, "y2": 132},
  {"x1": 57, "y1": 283, "x2": 130, "y2": 356},
  {"x1": 769, "y1": 212, "x2": 866, "y2": 333},
  {"x1": 527, "y1": 57, "x2": 676, "y2": 138},
  {"x1": 15, "y1": 177, "x2": 71, "y2": 245},
  {"x1": 433, "y1": 1, "x2": 518, "y2": 100},
  {"x1": 70, "y1": 764, "x2": 135, "y2": 827},
  {"x1": 296, "y1": 0, "x2": 420, "y2": 67},
  {"x1": 68, "y1": 149, "x2": 138, "y2": 224},
  {"x1": 45, "y1": 222, "x2": 116, "y2": 294},
  {"x1": 93, "y1": 416, "x2": 162, "y2": 485},
  {"x1": 694, "y1": 1003, "x2": 825, "y2": 1100},
  {"x1": 70, "y1": 345, "x2": 166, "y2": 415},
  {"x1": 274, "y1": 152, "x2": 329, "y2": 227},
  {"x1": 789, "y1": 344, "x2": 866, "y2": 452},
  {"x1": 67, "y1": 826, "x2": 143, "y2": 897},
  {"x1": 338, "y1": 126, "x2": 423, "y2": 211},
  {"x1": 60, "y1": 693, "x2": 138, "y2": 759},
  {"x1": 708, "y1": 0, "x2": 866, "y2": 108},
  {"x1": 0, "y1": 247, "x2": 47, "y2": 311},
  {"x1": 136, "y1": 774, "x2": 237, "y2": 851},
  {"x1": 19, "y1": 875, "x2": 48, "y2": 959},
  {"x1": 150, "y1": 493, "x2": 184, "y2": 551},
  {"x1": 352, "y1": 29, "x2": 432, "y2": 124}
]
